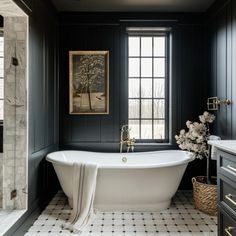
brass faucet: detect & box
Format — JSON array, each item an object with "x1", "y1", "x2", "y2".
[{"x1": 120, "y1": 124, "x2": 135, "y2": 153}]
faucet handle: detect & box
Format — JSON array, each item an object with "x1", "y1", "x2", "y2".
[
  {"x1": 131, "y1": 145, "x2": 134, "y2": 152},
  {"x1": 121, "y1": 124, "x2": 129, "y2": 130},
  {"x1": 131, "y1": 138, "x2": 136, "y2": 143}
]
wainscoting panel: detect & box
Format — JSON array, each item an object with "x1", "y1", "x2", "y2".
[{"x1": 207, "y1": 0, "x2": 236, "y2": 139}]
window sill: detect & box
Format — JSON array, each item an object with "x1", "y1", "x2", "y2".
[{"x1": 134, "y1": 142, "x2": 172, "y2": 146}]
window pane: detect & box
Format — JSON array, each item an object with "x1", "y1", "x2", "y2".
[
  {"x1": 141, "y1": 120, "x2": 152, "y2": 139},
  {"x1": 154, "y1": 37, "x2": 165, "y2": 57},
  {"x1": 0, "y1": 58, "x2": 3, "y2": 77},
  {"x1": 141, "y1": 58, "x2": 152, "y2": 77},
  {"x1": 154, "y1": 79, "x2": 165, "y2": 98},
  {"x1": 154, "y1": 120, "x2": 165, "y2": 139},
  {"x1": 141, "y1": 79, "x2": 152, "y2": 98},
  {"x1": 0, "y1": 79, "x2": 3, "y2": 99},
  {"x1": 0, "y1": 100, "x2": 3, "y2": 120},
  {"x1": 129, "y1": 99, "x2": 140, "y2": 119},
  {"x1": 141, "y1": 37, "x2": 152, "y2": 56},
  {"x1": 129, "y1": 79, "x2": 139, "y2": 98},
  {"x1": 129, "y1": 119, "x2": 140, "y2": 139},
  {"x1": 0, "y1": 38, "x2": 3, "y2": 57},
  {"x1": 154, "y1": 99, "x2": 165, "y2": 119},
  {"x1": 154, "y1": 58, "x2": 165, "y2": 77},
  {"x1": 141, "y1": 99, "x2": 152, "y2": 118},
  {"x1": 129, "y1": 37, "x2": 140, "y2": 57},
  {"x1": 129, "y1": 58, "x2": 140, "y2": 77},
  {"x1": 128, "y1": 34, "x2": 168, "y2": 141}
]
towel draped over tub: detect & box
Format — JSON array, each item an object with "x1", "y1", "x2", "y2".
[{"x1": 62, "y1": 162, "x2": 98, "y2": 234}]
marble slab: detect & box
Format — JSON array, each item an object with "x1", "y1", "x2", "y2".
[
  {"x1": 2, "y1": 16, "x2": 27, "y2": 210},
  {"x1": 208, "y1": 140, "x2": 236, "y2": 155},
  {"x1": 0, "y1": 209, "x2": 26, "y2": 235},
  {"x1": 0, "y1": 0, "x2": 26, "y2": 17}
]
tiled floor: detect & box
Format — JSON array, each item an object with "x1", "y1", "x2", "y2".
[{"x1": 26, "y1": 191, "x2": 217, "y2": 236}]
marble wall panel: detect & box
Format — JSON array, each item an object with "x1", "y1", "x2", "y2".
[{"x1": 2, "y1": 16, "x2": 27, "y2": 210}]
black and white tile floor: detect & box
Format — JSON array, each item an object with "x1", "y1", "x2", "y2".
[{"x1": 25, "y1": 191, "x2": 217, "y2": 236}]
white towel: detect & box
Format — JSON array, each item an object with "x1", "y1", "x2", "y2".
[
  {"x1": 62, "y1": 162, "x2": 98, "y2": 234},
  {"x1": 209, "y1": 135, "x2": 221, "y2": 160}
]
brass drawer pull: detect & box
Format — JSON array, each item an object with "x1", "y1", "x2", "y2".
[
  {"x1": 225, "y1": 226, "x2": 235, "y2": 236},
  {"x1": 227, "y1": 165, "x2": 236, "y2": 173},
  {"x1": 225, "y1": 194, "x2": 236, "y2": 206}
]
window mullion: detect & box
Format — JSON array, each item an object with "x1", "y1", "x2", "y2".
[
  {"x1": 139, "y1": 36, "x2": 141, "y2": 139},
  {"x1": 165, "y1": 36, "x2": 168, "y2": 140},
  {"x1": 0, "y1": 33, "x2": 3, "y2": 121},
  {"x1": 128, "y1": 33, "x2": 168, "y2": 142},
  {"x1": 152, "y1": 36, "x2": 154, "y2": 140}
]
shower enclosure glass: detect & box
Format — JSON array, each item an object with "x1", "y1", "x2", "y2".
[
  {"x1": 0, "y1": 0, "x2": 28, "y2": 233},
  {"x1": 0, "y1": 29, "x2": 3, "y2": 208}
]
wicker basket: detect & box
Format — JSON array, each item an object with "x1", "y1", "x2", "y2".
[{"x1": 192, "y1": 176, "x2": 217, "y2": 216}]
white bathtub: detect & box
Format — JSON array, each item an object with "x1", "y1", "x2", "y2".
[{"x1": 46, "y1": 150, "x2": 193, "y2": 211}]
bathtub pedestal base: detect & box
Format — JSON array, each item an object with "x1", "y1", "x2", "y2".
[
  {"x1": 68, "y1": 198, "x2": 73, "y2": 208},
  {"x1": 68, "y1": 197, "x2": 171, "y2": 212},
  {"x1": 94, "y1": 200, "x2": 171, "y2": 212}
]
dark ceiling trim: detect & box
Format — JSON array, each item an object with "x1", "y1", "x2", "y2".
[
  {"x1": 40, "y1": 0, "x2": 59, "y2": 19},
  {"x1": 205, "y1": 0, "x2": 230, "y2": 21},
  {"x1": 12, "y1": 0, "x2": 32, "y2": 15},
  {"x1": 18, "y1": 0, "x2": 32, "y2": 12},
  {"x1": 59, "y1": 12, "x2": 205, "y2": 25},
  {"x1": 12, "y1": 0, "x2": 59, "y2": 19},
  {"x1": 119, "y1": 19, "x2": 178, "y2": 22}
]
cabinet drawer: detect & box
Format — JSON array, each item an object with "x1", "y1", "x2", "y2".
[
  {"x1": 219, "y1": 207, "x2": 236, "y2": 236},
  {"x1": 219, "y1": 174, "x2": 236, "y2": 215},
  {"x1": 218, "y1": 150, "x2": 236, "y2": 181}
]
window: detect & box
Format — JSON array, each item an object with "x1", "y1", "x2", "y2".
[
  {"x1": 0, "y1": 31, "x2": 3, "y2": 121},
  {"x1": 128, "y1": 32, "x2": 169, "y2": 141}
]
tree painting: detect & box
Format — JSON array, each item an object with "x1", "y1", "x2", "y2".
[{"x1": 69, "y1": 51, "x2": 109, "y2": 114}]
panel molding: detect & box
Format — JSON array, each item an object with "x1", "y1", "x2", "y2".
[{"x1": 207, "y1": 0, "x2": 235, "y2": 139}]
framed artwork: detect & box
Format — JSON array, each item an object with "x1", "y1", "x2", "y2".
[{"x1": 69, "y1": 51, "x2": 109, "y2": 114}]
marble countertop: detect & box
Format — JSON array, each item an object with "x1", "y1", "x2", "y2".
[{"x1": 208, "y1": 140, "x2": 236, "y2": 155}]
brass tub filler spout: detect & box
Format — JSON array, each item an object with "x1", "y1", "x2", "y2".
[{"x1": 120, "y1": 124, "x2": 135, "y2": 153}]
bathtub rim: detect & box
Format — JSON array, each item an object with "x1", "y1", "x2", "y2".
[{"x1": 46, "y1": 150, "x2": 194, "y2": 169}]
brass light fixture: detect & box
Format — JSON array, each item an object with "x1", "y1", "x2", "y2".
[{"x1": 207, "y1": 97, "x2": 231, "y2": 110}]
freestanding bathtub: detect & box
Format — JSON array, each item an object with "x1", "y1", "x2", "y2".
[{"x1": 46, "y1": 150, "x2": 193, "y2": 211}]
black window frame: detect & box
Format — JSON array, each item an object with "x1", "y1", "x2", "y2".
[{"x1": 127, "y1": 29, "x2": 170, "y2": 143}]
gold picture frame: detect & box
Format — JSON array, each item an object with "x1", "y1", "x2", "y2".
[{"x1": 69, "y1": 51, "x2": 109, "y2": 114}]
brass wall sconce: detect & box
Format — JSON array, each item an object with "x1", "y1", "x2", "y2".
[{"x1": 207, "y1": 97, "x2": 231, "y2": 110}]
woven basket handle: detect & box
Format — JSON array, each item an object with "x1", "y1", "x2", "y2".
[{"x1": 192, "y1": 177, "x2": 197, "y2": 184}]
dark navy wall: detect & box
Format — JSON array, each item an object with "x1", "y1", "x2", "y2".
[
  {"x1": 27, "y1": 0, "x2": 59, "y2": 207},
  {"x1": 59, "y1": 13, "x2": 208, "y2": 153},
  {"x1": 59, "y1": 13, "x2": 209, "y2": 189},
  {"x1": 207, "y1": 0, "x2": 236, "y2": 139}
]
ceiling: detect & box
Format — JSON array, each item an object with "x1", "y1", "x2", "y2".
[{"x1": 51, "y1": 0, "x2": 216, "y2": 12}]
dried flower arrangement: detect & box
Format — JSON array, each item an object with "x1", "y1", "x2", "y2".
[{"x1": 175, "y1": 111, "x2": 216, "y2": 184}]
